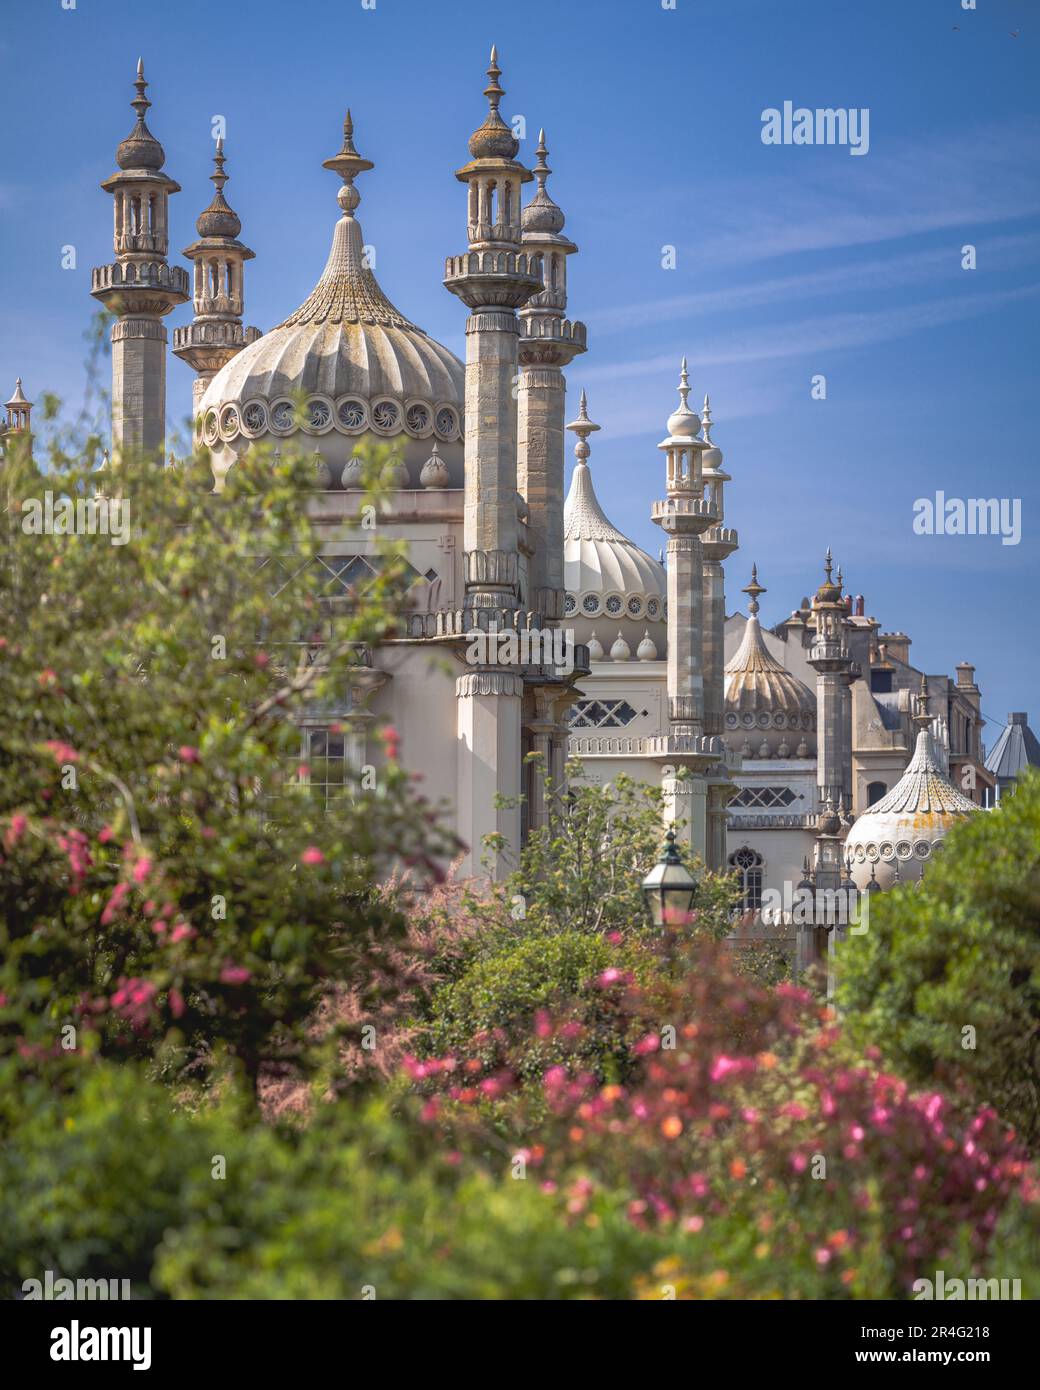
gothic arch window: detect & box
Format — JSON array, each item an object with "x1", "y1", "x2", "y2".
[
  {"x1": 729, "y1": 846, "x2": 764, "y2": 912},
  {"x1": 866, "y1": 780, "x2": 887, "y2": 807}
]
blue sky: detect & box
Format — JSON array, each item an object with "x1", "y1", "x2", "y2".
[{"x1": 1, "y1": 0, "x2": 1037, "y2": 742}]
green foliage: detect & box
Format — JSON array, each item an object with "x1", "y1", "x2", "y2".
[
  {"x1": 425, "y1": 928, "x2": 658, "y2": 1082},
  {"x1": 0, "y1": 430, "x2": 456, "y2": 1092},
  {"x1": 837, "y1": 770, "x2": 1040, "y2": 1146}
]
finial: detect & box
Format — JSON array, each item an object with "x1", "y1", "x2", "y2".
[
  {"x1": 742, "y1": 563, "x2": 766, "y2": 617},
  {"x1": 485, "y1": 44, "x2": 504, "y2": 112},
  {"x1": 836, "y1": 563, "x2": 844, "y2": 589},
  {"x1": 533, "y1": 128, "x2": 551, "y2": 189},
  {"x1": 565, "y1": 389, "x2": 601, "y2": 465},
  {"x1": 323, "y1": 107, "x2": 375, "y2": 215},
  {"x1": 823, "y1": 547, "x2": 833, "y2": 583},
  {"x1": 678, "y1": 357, "x2": 691, "y2": 409},
  {"x1": 701, "y1": 393, "x2": 714, "y2": 442},
  {"x1": 132, "y1": 58, "x2": 150, "y2": 121}
]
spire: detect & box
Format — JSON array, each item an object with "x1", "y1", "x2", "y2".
[
  {"x1": 323, "y1": 108, "x2": 375, "y2": 215},
  {"x1": 115, "y1": 58, "x2": 165, "y2": 172},
  {"x1": 665, "y1": 356, "x2": 701, "y2": 441},
  {"x1": 522, "y1": 128, "x2": 566, "y2": 234},
  {"x1": 467, "y1": 45, "x2": 520, "y2": 161},
  {"x1": 2, "y1": 377, "x2": 32, "y2": 436},
  {"x1": 742, "y1": 563, "x2": 765, "y2": 616},
  {"x1": 565, "y1": 389, "x2": 601, "y2": 467},
  {"x1": 194, "y1": 137, "x2": 243, "y2": 239}
]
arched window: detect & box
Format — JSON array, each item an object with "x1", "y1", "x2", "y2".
[
  {"x1": 866, "y1": 781, "x2": 887, "y2": 807},
  {"x1": 729, "y1": 846, "x2": 764, "y2": 911}
]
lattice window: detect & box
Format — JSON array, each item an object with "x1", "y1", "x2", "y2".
[
  {"x1": 567, "y1": 699, "x2": 639, "y2": 729},
  {"x1": 301, "y1": 728, "x2": 348, "y2": 810},
  {"x1": 252, "y1": 554, "x2": 426, "y2": 601},
  {"x1": 729, "y1": 846, "x2": 764, "y2": 911},
  {"x1": 730, "y1": 785, "x2": 798, "y2": 810}
]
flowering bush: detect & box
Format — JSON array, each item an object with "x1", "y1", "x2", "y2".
[
  {"x1": 408, "y1": 940, "x2": 1040, "y2": 1297},
  {"x1": 0, "y1": 434, "x2": 457, "y2": 1095}
]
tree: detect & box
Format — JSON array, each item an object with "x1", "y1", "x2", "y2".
[
  {"x1": 837, "y1": 771, "x2": 1040, "y2": 1147},
  {"x1": 0, "y1": 423, "x2": 457, "y2": 1096}
]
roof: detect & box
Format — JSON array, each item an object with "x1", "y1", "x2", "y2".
[
  {"x1": 985, "y1": 713, "x2": 1040, "y2": 781},
  {"x1": 724, "y1": 612, "x2": 816, "y2": 722},
  {"x1": 563, "y1": 461, "x2": 666, "y2": 600}
]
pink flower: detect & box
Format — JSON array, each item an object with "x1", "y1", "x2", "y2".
[
  {"x1": 132, "y1": 856, "x2": 152, "y2": 885},
  {"x1": 178, "y1": 746, "x2": 200, "y2": 764},
  {"x1": 168, "y1": 988, "x2": 185, "y2": 1019},
  {"x1": 301, "y1": 846, "x2": 325, "y2": 866},
  {"x1": 98, "y1": 825, "x2": 114, "y2": 844},
  {"x1": 169, "y1": 923, "x2": 196, "y2": 944},
  {"x1": 219, "y1": 965, "x2": 251, "y2": 986},
  {"x1": 44, "y1": 740, "x2": 79, "y2": 764}
]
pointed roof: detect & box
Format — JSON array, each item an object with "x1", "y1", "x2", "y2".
[
  {"x1": 985, "y1": 713, "x2": 1040, "y2": 782},
  {"x1": 563, "y1": 392, "x2": 665, "y2": 601},
  {"x1": 724, "y1": 567, "x2": 816, "y2": 721},
  {"x1": 866, "y1": 728, "x2": 977, "y2": 818},
  {"x1": 5, "y1": 377, "x2": 30, "y2": 409}
]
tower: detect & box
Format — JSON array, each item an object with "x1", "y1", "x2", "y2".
[
  {"x1": 173, "y1": 138, "x2": 260, "y2": 417},
  {"x1": 808, "y1": 550, "x2": 856, "y2": 812},
  {"x1": 1, "y1": 378, "x2": 33, "y2": 458},
  {"x1": 444, "y1": 45, "x2": 541, "y2": 613},
  {"x1": 700, "y1": 396, "x2": 739, "y2": 871},
  {"x1": 91, "y1": 61, "x2": 189, "y2": 461},
  {"x1": 444, "y1": 48, "x2": 542, "y2": 878},
  {"x1": 518, "y1": 130, "x2": 586, "y2": 621},
  {"x1": 650, "y1": 361, "x2": 719, "y2": 856},
  {"x1": 652, "y1": 360, "x2": 717, "y2": 739}
]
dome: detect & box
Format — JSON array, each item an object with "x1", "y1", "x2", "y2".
[
  {"x1": 724, "y1": 568, "x2": 816, "y2": 757},
  {"x1": 116, "y1": 62, "x2": 165, "y2": 172},
  {"x1": 563, "y1": 460, "x2": 666, "y2": 617},
  {"x1": 846, "y1": 729, "x2": 976, "y2": 889},
  {"x1": 196, "y1": 191, "x2": 240, "y2": 239},
  {"x1": 196, "y1": 135, "x2": 464, "y2": 486}
]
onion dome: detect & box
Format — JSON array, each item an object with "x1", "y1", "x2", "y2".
[
  {"x1": 419, "y1": 442, "x2": 450, "y2": 489},
  {"x1": 724, "y1": 566, "x2": 816, "y2": 756},
  {"x1": 700, "y1": 394, "x2": 728, "y2": 476},
  {"x1": 341, "y1": 449, "x2": 364, "y2": 489},
  {"x1": 846, "y1": 681, "x2": 976, "y2": 889},
  {"x1": 381, "y1": 453, "x2": 410, "y2": 489},
  {"x1": 522, "y1": 130, "x2": 566, "y2": 234},
  {"x1": 312, "y1": 449, "x2": 333, "y2": 489},
  {"x1": 195, "y1": 138, "x2": 241, "y2": 238},
  {"x1": 610, "y1": 631, "x2": 631, "y2": 662},
  {"x1": 468, "y1": 46, "x2": 519, "y2": 160},
  {"x1": 666, "y1": 357, "x2": 701, "y2": 440},
  {"x1": 637, "y1": 630, "x2": 658, "y2": 661},
  {"x1": 587, "y1": 631, "x2": 604, "y2": 661},
  {"x1": 197, "y1": 110, "x2": 463, "y2": 482},
  {"x1": 564, "y1": 391, "x2": 667, "y2": 624},
  {"x1": 814, "y1": 547, "x2": 843, "y2": 605},
  {"x1": 116, "y1": 60, "x2": 166, "y2": 171}
]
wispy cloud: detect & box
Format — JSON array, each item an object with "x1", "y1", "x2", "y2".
[
  {"x1": 590, "y1": 232, "x2": 1040, "y2": 336},
  {"x1": 581, "y1": 283, "x2": 1040, "y2": 382}
]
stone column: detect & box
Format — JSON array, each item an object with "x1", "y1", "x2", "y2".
[{"x1": 456, "y1": 670, "x2": 523, "y2": 878}]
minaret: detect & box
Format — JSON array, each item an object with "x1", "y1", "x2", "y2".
[
  {"x1": 444, "y1": 48, "x2": 541, "y2": 880},
  {"x1": 518, "y1": 130, "x2": 586, "y2": 621},
  {"x1": 1, "y1": 378, "x2": 33, "y2": 455},
  {"x1": 808, "y1": 549, "x2": 855, "y2": 812},
  {"x1": 700, "y1": 396, "x2": 738, "y2": 736},
  {"x1": 173, "y1": 137, "x2": 260, "y2": 417},
  {"x1": 91, "y1": 61, "x2": 189, "y2": 462},
  {"x1": 699, "y1": 398, "x2": 739, "y2": 872},
  {"x1": 444, "y1": 46, "x2": 541, "y2": 613},
  {"x1": 651, "y1": 360, "x2": 717, "y2": 739}
]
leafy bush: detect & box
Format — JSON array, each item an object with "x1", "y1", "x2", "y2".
[
  {"x1": 837, "y1": 770, "x2": 1040, "y2": 1147},
  {"x1": 0, "y1": 432, "x2": 456, "y2": 1095}
]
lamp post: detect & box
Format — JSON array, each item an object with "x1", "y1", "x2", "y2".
[{"x1": 641, "y1": 829, "x2": 698, "y2": 929}]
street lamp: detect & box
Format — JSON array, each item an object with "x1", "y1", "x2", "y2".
[{"x1": 641, "y1": 829, "x2": 698, "y2": 928}]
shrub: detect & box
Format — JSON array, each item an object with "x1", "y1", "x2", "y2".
[{"x1": 837, "y1": 770, "x2": 1040, "y2": 1148}]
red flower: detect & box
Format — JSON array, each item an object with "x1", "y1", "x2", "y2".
[{"x1": 178, "y1": 746, "x2": 201, "y2": 764}]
